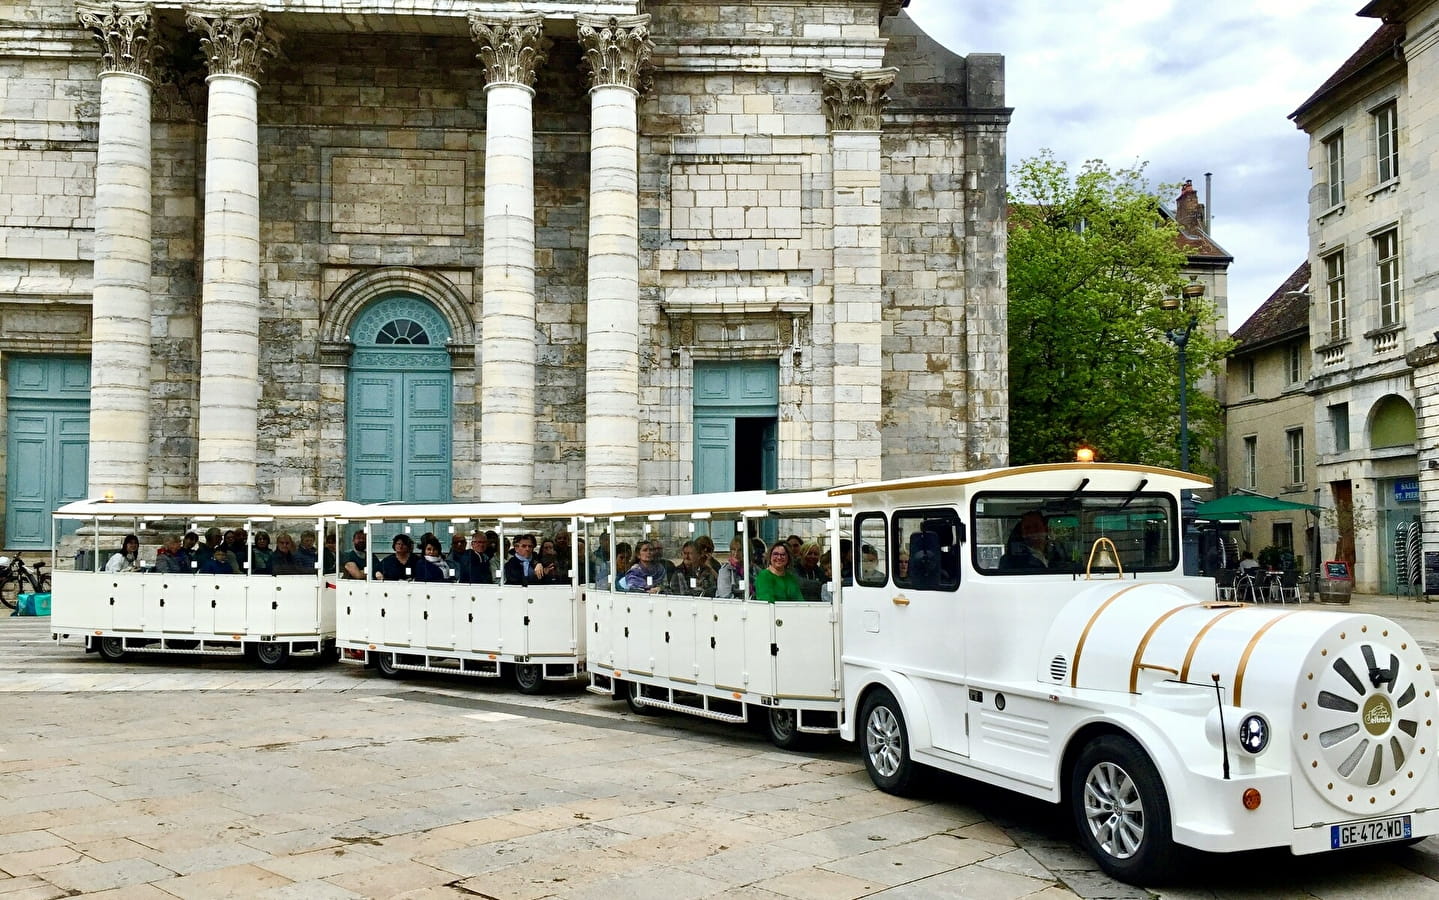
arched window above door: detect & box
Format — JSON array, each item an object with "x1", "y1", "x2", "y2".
[
  {"x1": 376, "y1": 318, "x2": 430, "y2": 345},
  {"x1": 351, "y1": 295, "x2": 451, "y2": 349}
]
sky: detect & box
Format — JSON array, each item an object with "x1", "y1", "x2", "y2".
[{"x1": 906, "y1": 1, "x2": 1381, "y2": 332}]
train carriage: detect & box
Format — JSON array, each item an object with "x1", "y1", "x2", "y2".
[
  {"x1": 50, "y1": 499, "x2": 360, "y2": 665},
  {"x1": 581, "y1": 489, "x2": 849, "y2": 748},
  {"x1": 333, "y1": 501, "x2": 589, "y2": 690}
]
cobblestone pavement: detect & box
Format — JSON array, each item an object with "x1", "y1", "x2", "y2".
[{"x1": 4, "y1": 614, "x2": 1439, "y2": 899}]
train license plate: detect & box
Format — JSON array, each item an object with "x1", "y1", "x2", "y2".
[{"x1": 1331, "y1": 815, "x2": 1411, "y2": 849}]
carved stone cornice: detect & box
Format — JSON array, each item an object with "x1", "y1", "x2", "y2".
[
  {"x1": 468, "y1": 12, "x2": 547, "y2": 89},
  {"x1": 577, "y1": 14, "x2": 653, "y2": 94},
  {"x1": 821, "y1": 66, "x2": 898, "y2": 132},
  {"x1": 76, "y1": 3, "x2": 158, "y2": 80},
  {"x1": 185, "y1": 6, "x2": 279, "y2": 81}
]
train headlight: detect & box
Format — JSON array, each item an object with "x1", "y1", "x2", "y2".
[{"x1": 1238, "y1": 714, "x2": 1270, "y2": 754}]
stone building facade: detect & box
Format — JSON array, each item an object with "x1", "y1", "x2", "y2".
[
  {"x1": 1289, "y1": 0, "x2": 1434, "y2": 593},
  {"x1": 1221, "y1": 262, "x2": 1317, "y2": 566},
  {"x1": 0, "y1": 0, "x2": 1009, "y2": 547}
]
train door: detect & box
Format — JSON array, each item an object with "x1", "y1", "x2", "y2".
[{"x1": 887, "y1": 507, "x2": 969, "y2": 756}]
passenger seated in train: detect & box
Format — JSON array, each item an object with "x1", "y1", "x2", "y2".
[
  {"x1": 341, "y1": 530, "x2": 380, "y2": 580},
  {"x1": 860, "y1": 544, "x2": 883, "y2": 582},
  {"x1": 105, "y1": 534, "x2": 141, "y2": 573},
  {"x1": 716, "y1": 536, "x2": 746, "y2": 598},
  {"x1": 610, "y1": 542, "x2": 633, "y2": 590},
  {"x1": 251, "y1": 531, "x2": 274, "y2": 575},
  {"x1": 378, "y1": 533, "x2": 446, "y2": 582},
  {"x1": 793, "y1": 542, "x2": 826, "y2": 600},
  {"x1": 154, "y1": 534, "x2": 189, "y2": 574},
  {"x1": 270, "y1": 533, "x2": 312, "y2": 575},
  {"x1": 455, "y1": 531, "x2": 495, "y2": 584},
  {"x1": 193, "y1": 527, "x2": 224, "y2": 570},
  {"x1": 296, "y1": 530, "x2": 320, "y2": 568},
  {"x1": 624, "y1": 541, "x2": 668, "y2": 592},
  {"x1": 668, "y1": 540, "x2": 717, "y2": 597},
  {"x1": 754, "y1": 541, "x2": 804, "y2": 602},
  {"x1": 694, "y1": 534, "x2": 720, "y2": 576},
  {"x1": 998, "y1": 510, "x2": 1072, "y2": 571},
  {"x1": 503, "y1": 533, "x2": 557, "y2": 585},
  {"x1": 199, "y1": 548, "x2": 237, "y2": 575},
  {"x1": 421, "y1": 535, "x2": 454, "y2": 580}
]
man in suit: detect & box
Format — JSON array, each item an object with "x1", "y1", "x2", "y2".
[{"x1": 504, "y1": 534, "x2": 556, "y2": 585}]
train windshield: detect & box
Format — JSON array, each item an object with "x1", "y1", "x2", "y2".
[{"x1": 971, "y1": 491, "x2": 1178, "y2": 576}]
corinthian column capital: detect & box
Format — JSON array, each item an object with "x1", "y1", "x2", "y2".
[
  {"x1": 821, "y1": 67, "x2": 898, "y2": 132},
  {"x1": 77, "y1": 3, "x2": 158, "y2": 80},
  {"x1": 468, "y1": 12, "x2": 547, "y2": 89},
  {"x1": 185, "y1": 6, "x2": 280, "y2": 80},
  {"x1": 577, "y1": 14, "x2": 653, "y2": 94}
]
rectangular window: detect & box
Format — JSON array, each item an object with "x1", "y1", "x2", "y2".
[
  {"x1": 855, "y1": 513, "x2": 888, "y2": 588},
  {"x1": 1324, "y1": 251, "x2": 1347, "y2": 340},
  {"x1": 1324, "y1": 131, "x2": 1345, "y2": 207},
  {"x1": 892, "y1": 508, "x2": 962, "y2": 590},
  {"x1": 1375, "y1": 102, "x2": 1399, "y2": 183},
  {"x1": 1287, "y1": 344, "x2": 1303, "y2": 385},
  {"x1": 1330, "y1": 403, "x2": 1350, "y2": 453},
  {"x1": 1287, "y1": 428, "x2": 1305, "y2": 486},
  {"x1": 972, "y1": 492, "x2": 1178, "y2": 576},
  {"x1": 1376, "y1": 228, "x2": 1401, "y2": 327},
  {"x1": 1272, "y1": 522, "x2": 1294, "y2": 551},
  {"x1": 1242, "y1": 358, "x2": 1256, "y2": 395},
  {"x1": 1242, "y1": 436, "x2": 1257, "y2": 488}
]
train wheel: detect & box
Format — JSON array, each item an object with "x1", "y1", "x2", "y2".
[
  {"x1": 763, "y1": 708, "x2": 810, "y2": 751},
  {"x1": 254, "y1": 642, "x2": 289, "y2": 669},
  {"x1": 1070, "y1": 734, "x2": 1176, "y2": 885},
  {"x1": 375, "y1": 652, "x2": 401, "y2": 678},
  {"x1": 97, "y1": 636, "x2": 128, "y2": 662},
  {"x1": 513, "y1": 663, "x2": 545, "y2": 695},
  {"x1": 860, "y1": 689, "x2": 922, "y2": 796},
  {"x1": 624, "y1": 681, "x2": 664, "y2": 716}
]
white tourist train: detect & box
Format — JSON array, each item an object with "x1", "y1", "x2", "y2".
[{"x1": 46, "y1": 461, "x2": 1439, "y2": 882}]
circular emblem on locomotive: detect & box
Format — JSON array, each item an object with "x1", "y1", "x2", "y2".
[{"x1": 1363, "y1": 694, "x2": 1393, "y2": 736}]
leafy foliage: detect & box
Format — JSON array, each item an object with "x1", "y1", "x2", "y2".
[{"x1": 1007, "y1": 152, "x2": 1230, "y2": 472}]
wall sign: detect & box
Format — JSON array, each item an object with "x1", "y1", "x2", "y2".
[{"x1": 1396, "y1": 477, "x2": 1420, "y2": 503}]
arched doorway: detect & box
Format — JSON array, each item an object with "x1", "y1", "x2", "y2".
[{"x1": 347, "y1": 295, "x2": 453, "y2": 503}]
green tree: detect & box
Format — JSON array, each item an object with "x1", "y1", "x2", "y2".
[{"x1": 1007, "y1": 151, "x2": 1229, "y2": 471}]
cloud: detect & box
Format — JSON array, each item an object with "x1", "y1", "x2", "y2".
[{"x1": 907, "y1": 0, "x2": 1376, "y2": 328}]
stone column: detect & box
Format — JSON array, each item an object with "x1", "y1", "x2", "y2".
[
  {"x1": 822, "y1": 68, "x2": 895, "y2": 484},
  {"x1": 578, "y1": 14, "x2": 651, "y2": 499},
  {"x1": 78, "y1": 3, "x2": 157, "y2": 500},
  {"x1": 186, "y1": 7, "x2": 276, "y2": 502},
  {"x1": 469, "y1": 13, "x2": 546, "y2": 502}
]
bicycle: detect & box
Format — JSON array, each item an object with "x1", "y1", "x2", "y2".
[{"x1": 0, "y1": 552, "x2": 49, "y2": 610}]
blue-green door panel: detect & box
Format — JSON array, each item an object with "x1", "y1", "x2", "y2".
[
  {"x1": 695, "y1": 360, "x2": 778, "y2": 407},
  {"x1": 694, "y1": 420, "x2": 735, "y2": 495},
  {"x1": 6, "y1": 357, "x2": 90, "y2": 548},
  {"x1": 693, "y1": 361, "x2": 778, "y2": 495},
  {"x1": 345, "y1": 295, "x2": 453, "y2": 504}
]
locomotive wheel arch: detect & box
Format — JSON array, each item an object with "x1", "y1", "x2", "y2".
[
  {"x1": 850, "y1": 673, "x2": 934, "y2": 754},
  {"x1": 1059, "y1": 717, "x2": 1188, "y2": 811}
]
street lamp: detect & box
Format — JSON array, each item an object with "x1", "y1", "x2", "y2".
[
  {"x1": 1162, "y1": 281, "x2": 1205, "y2": 471},
  {"x1": 1163, "y1": 280, "x2": 1204, "y2": 575}
]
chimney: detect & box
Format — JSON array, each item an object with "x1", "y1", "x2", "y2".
[{"x1": 1176, "y1": 179, "x2": 1205, "y2": 233}]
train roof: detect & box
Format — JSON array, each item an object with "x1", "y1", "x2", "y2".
[{"x1": 832, "y1": 463, "x2": 1212, "y2": 499}]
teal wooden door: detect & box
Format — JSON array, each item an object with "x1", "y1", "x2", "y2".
[
  {"x1": 693, "y1": 361, "x2": 778, "y2": 494},
  {"x1": 6, "y1": 357, "x2": 90, "y2": 548},
  {"x1": 346, "y1": 297, "x2": 453, "y2": 504}
]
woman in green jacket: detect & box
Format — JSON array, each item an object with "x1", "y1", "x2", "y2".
[{"x1": 754, "y1": 541, "x2": 804, "y2": 602}]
